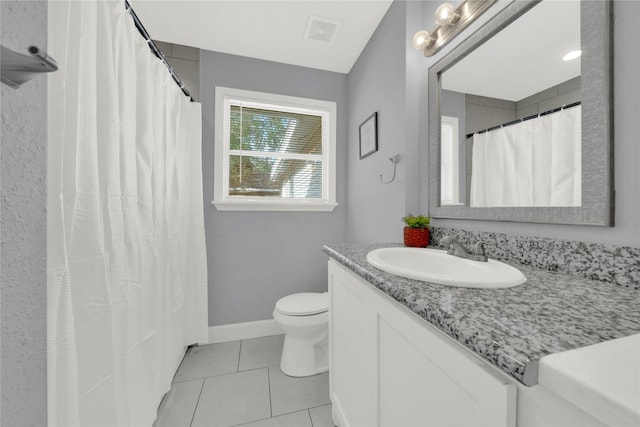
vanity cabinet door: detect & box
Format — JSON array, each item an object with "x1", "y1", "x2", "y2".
[
  {"x1": 329, "y1": 260, "x2": 516, "y2": 427},
  {"x1": 329, "y1": 260, "x2": 378, "y2": 427},
  {"x1": 376, "y1": 300, "x2": 516, "y2": 427}
]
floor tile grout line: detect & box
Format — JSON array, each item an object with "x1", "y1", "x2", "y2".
[
  {"x1": 173, "y1": 340, "x2": 242, "y2": 384},
  {"x1": 172, "y1": 364, "x2": 270, "y2": 384},
  {"x1": 227, "y1": 407, "x2": 309, "y2": 427},
  {"x1": 178, "y1": 366, "x2": 269, "y2": 384},
  {"x1": 262, "y1": 403, "x2": 331, "y2": 421},
  {"x1": 267, "y1": 366, "x2": 273, "y2": 418},
  {"x1": 189, "y1": 368, "x2": 273, "y2": 427},
  {"x1": 160, "y1": 366, "x2": 330, "y2": 426},
  {"x1": 227, "y1": 408, "x2": 317, "y2": 427},
  {"x1": 188, "y1": 378, "x2": 206, "y2": 427},
  {"x1": 228, "y1": 415, "x2": 272, "y2": 427},
  {"x1": 161, "y1": 338, "x2": 333, "y2": 427},
  {"x1": 308, "y1": 403, "x2": 332, "y2": 411}
]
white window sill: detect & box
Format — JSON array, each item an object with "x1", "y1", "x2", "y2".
[{"x1": 212, "y1": 199, "x2": 338, "y2": 212}]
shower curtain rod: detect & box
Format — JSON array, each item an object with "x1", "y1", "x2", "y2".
[
  {"x1": 124, "y1": 0, "x2": 192, "y2": 99},
  {"x1": 465, "y1": 101, "x2": 581, "y2": 139}
]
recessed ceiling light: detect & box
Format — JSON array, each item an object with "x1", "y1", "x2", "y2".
[{"x1": 562, "y1": 50, "x2": 582, "y2": 61}]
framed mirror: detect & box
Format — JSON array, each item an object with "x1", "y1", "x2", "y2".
[{"x1": 428, "y1": 0, "x2": 613, "y2": 226}]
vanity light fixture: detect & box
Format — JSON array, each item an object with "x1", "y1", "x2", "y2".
[
  {"x1": 412, "y1": 30, "x2": 434, "y2": 50},
  {"x1": 413, "y1": 0, "x2": 496, "y2": 57},
  {"x1": 562, "y1": 50, "x2": 582, "y2": 61},
  {"x1": 434, "y1": 3, "x2": 460, "y2": 26}
]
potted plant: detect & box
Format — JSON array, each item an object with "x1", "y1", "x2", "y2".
[{"x1": 402, "y1": 214, "x2": 430, "y2": 248}]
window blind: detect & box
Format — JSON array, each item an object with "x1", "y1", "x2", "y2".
[{"x1": 228, "y1": 105, "x2": 324, "y2": 198}]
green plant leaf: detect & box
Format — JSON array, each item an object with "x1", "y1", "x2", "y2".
[{"x1": 401, "y1": 214, "x2": 430, "y2": 229}]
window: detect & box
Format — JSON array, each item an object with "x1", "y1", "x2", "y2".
[
  {"x1": 214, "y1": 87, "x2": 337, "y2": 211},
  {"x1": 440, "y1": 116, "x2": 460, "y2": 206}
]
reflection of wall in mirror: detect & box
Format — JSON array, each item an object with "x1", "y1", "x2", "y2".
[
  {"x1": 441, "y1": 116, "x2": 460, "y2": 205},
  {"x1": 515, "y1": 76, "x2": 581, "y2": 119},
  {"x1": 465, "y1": 76, "x2": 581, "y2": 134},
  {"x1": 440, "y1": 90, "x2": 466, "y2": 205}
]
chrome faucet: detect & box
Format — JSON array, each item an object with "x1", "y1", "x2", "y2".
[{"x1": 440, "y1": 236, "x2": 489, "y2": 262}]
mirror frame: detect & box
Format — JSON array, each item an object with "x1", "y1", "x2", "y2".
[{"x1": 428, "y1": 0, "x2": 613, "y2": 226}]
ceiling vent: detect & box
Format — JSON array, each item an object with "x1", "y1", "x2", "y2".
[{"x1": 304, "y1": 16, "x2": 340, "y2": 44}]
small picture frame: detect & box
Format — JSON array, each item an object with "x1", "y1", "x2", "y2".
[{"x1": 359, "y1": 112, "x2": 378, "y2": 159}]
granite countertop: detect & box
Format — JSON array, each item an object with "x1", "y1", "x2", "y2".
[{"x1": 323, "y1": 243, "x2": 640, "y2": 386}]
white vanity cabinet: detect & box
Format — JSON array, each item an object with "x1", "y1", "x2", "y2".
[
  {"x1": 328, "y1": 260, "x2": 516, "y2": 427},
  {"x1": 328, "y1": 260, "x2": 613, "y2": 427},
  {"x1": 329, "y1": 248, "x2": 624, "y2": 427}
]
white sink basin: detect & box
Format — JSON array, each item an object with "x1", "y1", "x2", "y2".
[{"x1": 366, "y1": 247, "x2": 526, "y2": 289}]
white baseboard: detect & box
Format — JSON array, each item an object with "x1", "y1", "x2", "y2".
[
  {"x1": 332, "y1": 394, "x2": 347, "y2": 427},
  {"x1": 208, "y1": 319, "x2": 284, "y2": 344}
]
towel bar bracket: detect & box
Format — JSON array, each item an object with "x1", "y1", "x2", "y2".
[
  {"x1": 1, "y1": 45, "x2": 58, "y2": 89},
  {"x1": 380, "y1": 154, "x2": 399, "y2": 184}
]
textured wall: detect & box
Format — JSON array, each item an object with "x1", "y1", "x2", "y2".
[
  {"x1": 200, "y1": 51, "x2": 348, "y2": 326},
  {"x1": 1, "y1": 0, "x2": 48, "y2": 425}
]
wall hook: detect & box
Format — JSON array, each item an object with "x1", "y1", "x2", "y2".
[
  {"x1": 1, "y1": 45, "x2": 58, "y2": 89},
  {"x1": 380, "y1": 154, "x2": 399, "y2": 184}
]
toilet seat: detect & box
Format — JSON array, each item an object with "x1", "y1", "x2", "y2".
[{"x1": 275, "y1": 292, "x2": 328, "y2": 316}]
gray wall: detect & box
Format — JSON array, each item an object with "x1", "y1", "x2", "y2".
[
  {"x1": 346, "y1": 0, "x2": 426, "y2": 243},
  {"x1": 440, "y1": 89, "x2": 467, "y2": 204},
  {"x1": 154, "y1": 40, "x2": 200, "y2": 102},
  {"x1": 449, "y1": 76, "x2": 581, "y2": 135},
  {"x1": 1, "y1": 1, "x2": 48, "y2": 425},
  {"x1": 516, "y1": 76, "x2": 581, "y2": 118},
  {"x1": 465, "y1": 94, "x2": 516, "y2": 133},
  {"x1": 200, "y1": 51, "x2": 348, "y2": 326}
]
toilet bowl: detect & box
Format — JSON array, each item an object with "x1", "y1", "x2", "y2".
[{"x1": 273, "y1": 292, "x2": 329, "y2": 377}]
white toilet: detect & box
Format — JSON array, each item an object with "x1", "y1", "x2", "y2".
[{"x1": 273, "y1": 292, "x2": 329, "y2": 377}]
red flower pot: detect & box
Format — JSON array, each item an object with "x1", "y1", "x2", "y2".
[{"x1": 403, "y1": 227, "x2": 429, "y2": 248}]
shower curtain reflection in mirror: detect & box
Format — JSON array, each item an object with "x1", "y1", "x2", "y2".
[
  {"x1": 469, "y1": 106, "x2": 581, "y2": 208},
  {"x1": 47, "y1": 1, "x2": 208, "y2": 426}
]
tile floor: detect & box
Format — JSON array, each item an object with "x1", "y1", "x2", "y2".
[{"x1": 153, "y1": 335, "x2": 334, "y2": 427}]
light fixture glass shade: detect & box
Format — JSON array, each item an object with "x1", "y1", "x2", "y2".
[
  {"x1": 562, "y1": 50, "x2": 582, "y2": 61},
  {"x1": 412, "y1": 30, "x2": 433, "y2": 50},
  {"x1": 434, "y1": 3, "x2": 458, "y2": 26}
]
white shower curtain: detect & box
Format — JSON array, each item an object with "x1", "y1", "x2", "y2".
[
  {"x1": 47, "y1": 2, "x2": 208, "y2": 426},
  {"x1": 470, "y1": 106, "x2": 581, "y2": 207}
]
